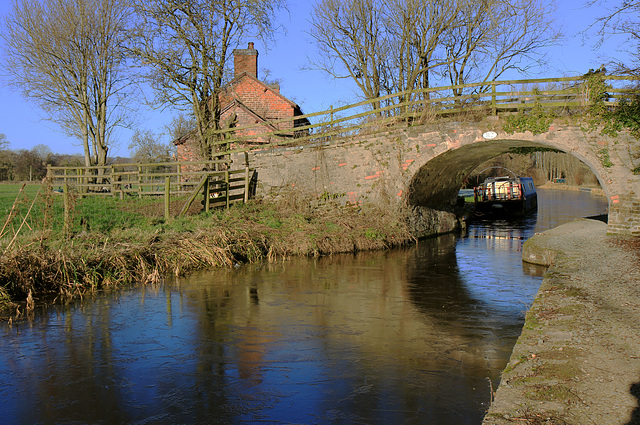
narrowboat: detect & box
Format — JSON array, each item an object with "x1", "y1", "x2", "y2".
[{"x1": 473, "y1": 176, "x2": 537, "y2": 216}]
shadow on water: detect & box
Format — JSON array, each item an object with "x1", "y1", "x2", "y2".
[{"x1": 586, "y1": 213, "x2": 608, "y2": 223}]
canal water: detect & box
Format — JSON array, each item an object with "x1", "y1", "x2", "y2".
[{"x1": 0, "y1": 189, "x2": 608, "y2": 425}]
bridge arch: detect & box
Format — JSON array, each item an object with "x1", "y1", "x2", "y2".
[
  {"x1": 238, "y1": 122, "x2": 640, "y2": 236},
  {"x1": 404, "y1": 137, "x2": 604, "y2": 210}
]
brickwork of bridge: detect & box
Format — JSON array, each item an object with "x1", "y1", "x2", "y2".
[{"x1": 233, "y1": 120, "x2": 640, "y2": 236}]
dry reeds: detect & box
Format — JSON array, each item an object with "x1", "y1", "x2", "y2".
[{"x1": 0, "y1": 192, "x2": 415, "y2": 319}]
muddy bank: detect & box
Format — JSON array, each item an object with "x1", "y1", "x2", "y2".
[{"x1": 483, "y1": 219, "x2": 640, "y2": 424}]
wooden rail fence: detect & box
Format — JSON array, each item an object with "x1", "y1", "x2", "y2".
[
  {"x1": 205, "y1": 75, "x2": 640, "y2": 155},
  {"x1": 43, "y1": 75, "x2": 640, "y2": 226},
  {"x1": 46, "y1": 160, "x2": 256, "y2": 221}
]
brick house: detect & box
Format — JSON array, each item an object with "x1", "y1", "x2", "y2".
[{"x1": 175, "y1": 42, "x2": 310, "y2": 162}]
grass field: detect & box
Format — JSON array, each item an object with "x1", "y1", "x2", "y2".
[
  {"x1": 0, "y1": 182, "x2": 55, "y2": 238},
  {"x1": 0, "y1": 182, "x2": 41, "y2": 206},
  {"x1": 0, "y1": 181, "x2": 185, "y2": 241}
]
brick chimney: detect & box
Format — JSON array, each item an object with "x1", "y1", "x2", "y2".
[{"x1": 233, "y1": 42, "x2": 258, "y2": 79}]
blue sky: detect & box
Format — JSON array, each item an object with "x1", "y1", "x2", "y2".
[{"x1": 0, "y1": 1, "x2": 632, "y2": 157}]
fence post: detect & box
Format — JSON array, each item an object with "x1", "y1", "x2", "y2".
[
  {"x1": 244, "y1": 166, "x2": 250, "y2": 203},
  {"x1": 111, "y1": 165, "x2": 116, "y2": 198},
  {"x1": 165, "y1": 176, "x2": 171, "y2": 220},
  {"x1": 492, "y1": 83, "x2": 497, "y2": 116},
  {"x1": 204, "y1": 176, "x2": 210, "y2": 212},
  {"x1": 225, "y1": 170, "x2": 230, "y2": 210},
  {"x1": 177, "y1": 163, "x2": 182, "y2": 192},
  {"x1": 63, "y1": 183, "x2": 70, "y2": 233}
]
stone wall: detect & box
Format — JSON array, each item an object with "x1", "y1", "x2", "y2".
[
  {"x1": 608, "y1": 191, "x2": 640, "y2": 235},
  {"x1": 231, "y1": 121, "x2": 640, "y2": 236}
]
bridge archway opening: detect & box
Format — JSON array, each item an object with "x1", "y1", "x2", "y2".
[{"x1": 405, "y1": 139, "x2": 604, "y2": 212}]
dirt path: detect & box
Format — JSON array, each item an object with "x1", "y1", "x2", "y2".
[{"x1": 483, "y1": 219, "x2": 640, "y2": 425}]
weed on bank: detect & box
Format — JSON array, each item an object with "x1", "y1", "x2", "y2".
[{"x1": 0, "y1": 183, "x2": 414, "y2": 318}]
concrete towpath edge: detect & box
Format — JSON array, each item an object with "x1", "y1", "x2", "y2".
[{"x1": 483, "y1": 218, "x2": 640, "y2": 425}]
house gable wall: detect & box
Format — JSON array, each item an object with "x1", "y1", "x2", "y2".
[
  {"x1": 176, "y1": 44, "x2": 305, "y2": 158},
  {"x1": 221, "y1": 77, "x2": 296, "y2": 125}
]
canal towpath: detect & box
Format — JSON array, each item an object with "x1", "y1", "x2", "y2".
[{"x1": 483, "y1": 218, "x2": 640, "y2": 424}]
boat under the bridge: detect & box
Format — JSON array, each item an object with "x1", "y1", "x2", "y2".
[{"x1": 473, "y1": 176, "x2": 538, "y2": 217}]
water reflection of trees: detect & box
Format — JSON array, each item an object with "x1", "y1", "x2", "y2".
[
  {"x1": 172, "y1": 245, "x2": 523, "y2": 422},
  {"x1": 4, "y1": 300, "x2": 130, "y2": 423},
  {"x1": 0, "y1": 233, "x2": 538, "y2": 423}
]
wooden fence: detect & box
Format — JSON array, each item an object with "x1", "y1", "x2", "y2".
[
  {"x1": 205, "y1": 75, "x2": 640, "y2": 155},
  {"x1": 46, "y1": 159, "x2": 256, "y2": 220},
  {"x1": 44, "y1": 75, "x2": 639, "y2": 224}
]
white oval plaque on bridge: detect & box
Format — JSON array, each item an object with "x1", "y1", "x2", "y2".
[{"x1": 483, "y1": 131, "x2": 497, "y2": 139}]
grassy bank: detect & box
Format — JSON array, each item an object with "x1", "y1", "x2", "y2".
[{"x1": 0, "y1": 184, "x2": 415, "y2": 318}]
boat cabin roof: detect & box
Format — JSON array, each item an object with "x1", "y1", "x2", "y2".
[{"x1": 483, "y1": 176, "x2": 533, "y2": 183}]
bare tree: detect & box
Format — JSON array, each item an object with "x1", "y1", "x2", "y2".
[
  {"x1": 385, "y1": 0, "x2": 460, "y2": 100},
  {"x1": 440, "y1": 0, "x2": 561, "y2": 96},
  {"x1": 0, "y1": 134, "x2": 12, "y2": 180},
  {"x1": 128, "y1": 130, "x2": 174, "y2": 163},
  {"x1": 587, "y1": 0, "x2": 640, "y2": 73},
  {"x1": 31, "y1": 144, "x2": 53, "y2": 162},
  {"x1": 14, "y1": 149, "x2": 47, "y2": 181},
  {"x1": 0, "y1": 134, "x2": 8, "y2": 151},
  {"x1": 308, "y1": 0, "x2": 391, "y2": 109},
  {"x1": 1, "y1": 0, "x2": 133, "y2": 167},
  {"x1": 129, "y1": 0, "x2": 284, "y2": 160},
  {"x1": 309, "y1": 0, "x2": 560, "y2": 105},
  {"x1": 164, "y1": 114, "x2": 198, "y2": 144},
  {"x1": 308, "y1": 0, "x2": 468, "y2": 105}
]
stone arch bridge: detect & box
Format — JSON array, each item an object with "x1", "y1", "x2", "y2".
[{"x1": 232, "y1": 121, "x2": 640, "y2": 236}]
